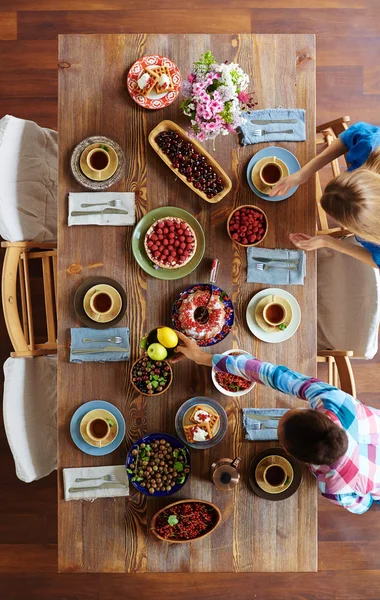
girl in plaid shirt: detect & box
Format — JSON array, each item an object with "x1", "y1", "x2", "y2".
[{"x1": 175, "y1": 332, "x2": 380, "y2": 514}]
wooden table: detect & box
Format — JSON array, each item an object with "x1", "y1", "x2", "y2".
[{"x1": 58, "y1": 33, "x2": 317, "y2": 573}]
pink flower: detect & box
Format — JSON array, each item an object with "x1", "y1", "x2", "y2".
[
  {"x1": 196, "y1": 131, "x2": 206, "y2": 142},
  {"x1": 238, "y1": 90, "x2": 251, "y2": 103},
  {"x1": 226, "y1": 123, "x2": 236, "y2": 133},
  {"x1": 188, "y1": 73, "x2": 196, "y2": 83}
]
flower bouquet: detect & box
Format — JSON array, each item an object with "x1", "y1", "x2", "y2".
[{"x1": 181, "y1": 51, "x2": 255, "y2": 142}]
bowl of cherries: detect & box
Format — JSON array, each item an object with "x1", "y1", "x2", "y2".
[{"x1": 227, "y1": 205, "x2": 268, "y2": 247}]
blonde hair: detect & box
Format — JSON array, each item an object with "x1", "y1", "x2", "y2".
[{"x1": 321, "y1": 147, "x2": 380, "y2": 244}]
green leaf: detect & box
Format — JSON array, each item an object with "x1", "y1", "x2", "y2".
[
  {"x1": 173, "y1": 450, "x2": 179, "y2": 459},
  {"x1": 278, "y1": 323, "x2": 288, "y2": 331},
  {"x1": 178, "y1": 475, "x2": 186, "y2": 484},
  {"x1": 101, "y1": 144, "x2": 109, "y2": 152},
  {"x1": 174, "y1": 461, "x2": 184, "y2": 472},
  {"x1": 126, "y1": 468, "x2": 133, "y2": 474},
  {"x1": 152, "y1": 380, "x2": 159, "y2": 389},
  {"x1": 136, "y1": 477, "x2": 143, "y2": 482},
  {"x1": 105, "y1": 418, "x2": 114, "y2": 427},
  {"x1": 145, "y1": 444, "x2": 151, "y2": 451},
  {"x1": 168, "y1": 515, "x2": 179, "y2": 526}
]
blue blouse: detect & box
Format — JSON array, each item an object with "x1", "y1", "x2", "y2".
[{"x1": 339, "y1": 121, "x2": 380, "y2": 268}]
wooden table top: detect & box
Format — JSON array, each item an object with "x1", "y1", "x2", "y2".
[{"x1": 57, "y1": 33, "x2": 317, "y2": 573}]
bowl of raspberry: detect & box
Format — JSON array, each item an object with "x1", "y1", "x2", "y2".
[
  {"x1": 227, "y1": 205, "x2": 268, "y2": 247},
  {"x1": 212, "y1": 349, "x2": 256, "y2": 397},
  {"x1": 150, "y1": 499, "x2": 222, "y2": 543}
]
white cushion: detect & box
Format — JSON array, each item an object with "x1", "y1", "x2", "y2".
[
  {"x1": 3, "y1": 355, "x2": 57, "y2": 482},
  {"x1": 317, "y1": 237, "x2": 380, "y2": 359},
  {"x1": 0, "y1": 115, "x2": 57, "y2": 242}
]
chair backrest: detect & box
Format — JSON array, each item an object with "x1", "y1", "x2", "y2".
[
  {"x1": 3, "y1": 355, "x2": 57, "y2": 482},
  {"x1": 1, "y1": 241, "x2": 57, "y2": 357},
  {"x1": 316, "y1": 116, "x2": 352, "y2": 237},
  {"x1": 317, "y1": 351, "x2": 356, "y2": 397}
]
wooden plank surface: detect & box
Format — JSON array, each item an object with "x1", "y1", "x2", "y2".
[{"x1": 58, "y1": 33, "x2": 316, "y2": 573}]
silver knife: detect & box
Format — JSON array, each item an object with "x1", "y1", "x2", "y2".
[
  {"x1": 249, "y1": 119, "x2": 298, "y2": 124},
  {"x1": 72, "y1": 345, "x2": 129, "y2": 354},
  {"x1": 246, "y1": 414, "x2": 282, "y2": 421},
  {"x1": 251, "y1": 257, "x2": 299, "y2": 264},
  {"x1": 71, "y1": 208, "x2": 129, "y2": 216},
  {"x1": 69, "y1": 482, "x2": 127, "y2": 493}
]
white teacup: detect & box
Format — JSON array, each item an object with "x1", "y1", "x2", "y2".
[
  {"x1": 89, "y1": 290, "x2": 114, "y2": 321},
  {"x1": 86, "y1": 417, "x2": 111, "y2": 447},
  {"x1": 263, "y1": 301, "x2": 287, "y2": 326},
  {"x1": 86, "y1": 147, "x2": 111, "y2": 175}
]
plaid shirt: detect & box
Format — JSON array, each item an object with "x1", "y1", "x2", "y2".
[{"x1": 213, "y1": 353, "x2": 380, "y2": 514}]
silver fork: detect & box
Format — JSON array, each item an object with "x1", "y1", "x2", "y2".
[
  {"x1": 80, "y1": 199, "x2": 122, "y2": 208},
  {"x1": 74, "y1": 474, "x2": 117, "y2": 483},
  {"x1": 256, "y1": 262, "x2": 298, "y2": 271},
  {"x1": 253, "y1": 129, "x2": 294, "y2": 136},
  {"x1": 252, "y1": 257, "x2": 299, "y2": 265},
  {"x1": 82, "y1": 336, "x2": 123, "y2": 344}
]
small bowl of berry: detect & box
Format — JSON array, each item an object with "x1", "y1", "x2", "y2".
[
  {"x1": 130, "y1": 355, "x2": 173, "y2": 397},
  {"x1": 227, "y1": 205, "x2": 268, "y2": 247},
  {"x1": 211, "y1": 349, "x2": 256, "y2": 397}
]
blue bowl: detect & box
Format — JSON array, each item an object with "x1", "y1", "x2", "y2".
[
  {"x1": 126, "y1": 433, "x2": 191, "y2": 497},
  {"x1": 175, "y1": 396, "x2": 228, "y2": 449}
]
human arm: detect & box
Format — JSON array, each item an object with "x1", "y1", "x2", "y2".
[
  {"x1": 269, "y1": 138, "x2": 347, "y2": 197},
  {"x1": 289, "y1": 233, "x2": 379, "y2": 268},
  {"x1": 319, "y1": 490, "x2": 373, "y2": 514}
]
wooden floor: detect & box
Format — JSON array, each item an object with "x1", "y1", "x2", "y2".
[{"x1": 1, "y1": 0, "x2": 380, "y2": 597}]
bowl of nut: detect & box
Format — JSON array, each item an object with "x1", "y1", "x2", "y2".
[
  {"x1": 227, "y1": 205, "x2": 268, "y2": 247},
  {"x1": 126, "y1": 433, "x2": 191, "y2": 496}
]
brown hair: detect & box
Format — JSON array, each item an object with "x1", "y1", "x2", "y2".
[
  {"x1": 283, "y1": 410, "x2": 348, "y2": 466},
  {"x1": 321, "y1": 147, "x2": 380, "y2": 245}
]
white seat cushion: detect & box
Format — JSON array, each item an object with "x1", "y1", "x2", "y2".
[
  {"x1": 317, "y1": 237, "x2": 380, "y2": 359},
  {"x1": 3, "y1": 355, "x2": 57, "y2": 482},
  {"x1": 0, "y1": 115, "x2": 57, "y2": 242}
]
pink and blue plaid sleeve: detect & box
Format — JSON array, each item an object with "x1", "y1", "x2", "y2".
[{"x1": 320, "y1": 491, "x2": 373, "y2": 514}]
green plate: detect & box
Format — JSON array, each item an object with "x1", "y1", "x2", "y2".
[{"x1": 132, "y1": 207, "x2": 205, "y2": 280}]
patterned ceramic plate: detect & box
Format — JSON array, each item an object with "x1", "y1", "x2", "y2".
[
  {"x1": 127, "y1": 55, "x2": 182, "y2": 110},
  {"x1": 172, "y1": 284, "x2": 234, "y2": 347},
  {"x1": 70, "y1": 136, "x2": 126, "y2": 190}
]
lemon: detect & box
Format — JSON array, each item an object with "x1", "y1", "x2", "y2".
[{"x1": 157, "y1": 327, "x2": 178, "y2": 349}]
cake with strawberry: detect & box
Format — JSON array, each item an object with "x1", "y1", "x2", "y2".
[
  {"x1": 177, "y1": 289, "x2": 226, "y2": 340},
  {"x1": 144, "y1": 217, "x2": 197, "y2": 269}
]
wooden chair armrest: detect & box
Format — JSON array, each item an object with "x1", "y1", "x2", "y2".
[
  {"x1": 1, "y1": 241, "x2": 57, "y2": 249},
  {"x1": 318, "y1": 350, "x2": 354, "y2": 357},
  {"x1": 317, "y1": 228, "x2": 353, "y2": 238},
  {"x1": 316, "y1": 116, "x2": 351, "y2": 134}
]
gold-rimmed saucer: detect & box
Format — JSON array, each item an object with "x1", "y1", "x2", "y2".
[
  {"x1": 250, "y1": 156, "x2": 289, "y2": 195},
  {"x1": 80, "y1": 409, "x2": 119, "y2": 448},
  {"x1": 83, "y1": 284, "x2": 122, "y2": 324},
  {"x1": 255, "y1": 454, "x2": 294, "y2": 495},
  {"x1": 254, "y1": 294, "x2": 293, "y2": 333},
  {"x1": 80, "y1": 143, "x2": 119, "y2": 181}
]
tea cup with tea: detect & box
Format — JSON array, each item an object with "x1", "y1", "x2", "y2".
[
  {"x1": 86, "y1": 416, "x2": 112, "y2": 447},
  {"x1": 259, "y1": 158, "x2": 284, "y2": 188},
  {"x1": 86, "y1": 147, "x2": 111, "y2": 177},
  {"x1": 263, "y1": 463, "x2": 287, "y2": 489},
  {"x1": 263, "y1": 301, "x2": 287, "y2": 327},
  {"x1": 89, "y1": 290, "x2": 114, "y2": 321}
]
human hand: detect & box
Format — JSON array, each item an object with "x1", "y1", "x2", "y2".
[
  {"x1": 269, "y1": 171, "x2": 305, "y2": 197},
  {"x1": 289, "y1": 233, "x2": 331, "y2": 251},
  {"x1": 170, "y1": 331, "x2": 212, "y2": 366}
]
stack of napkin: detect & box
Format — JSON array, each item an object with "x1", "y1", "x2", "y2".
[
  {"x1": 70, "y1": 327, "x2": 130, "y2": 363},
  {"x1": 239, "y1": 108, "x2": 306, "y2": 145},
  {"x1": 68, "y1": 192, "x2": 135, "y2": 226},
  {"x1": 243, "y1": 408, "x2": 289, "y2": 441},
  {"x1": 247, "y1": 247, "x2": 306, "y2": 285},
  {"x1": 63, "y1": 465, "x2": 129, "y2": 501}
]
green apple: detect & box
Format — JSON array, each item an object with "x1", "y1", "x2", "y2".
[{"x1": 147, "y1": 343, "x2": 168, "y2": 361}]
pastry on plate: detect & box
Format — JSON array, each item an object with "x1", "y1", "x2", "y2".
[
  {"x1": 136, "y1": 70, "x2": 159, "y2": 96},
  {"x1": 189, "y1": 405, "x2": 219, "y2": 430},
  {"x1": 183, "y1": 423, "x2": 213, "y2": 443},
  {"x1": 146, "y1": 65, "x2": 174, "y2": 94}
]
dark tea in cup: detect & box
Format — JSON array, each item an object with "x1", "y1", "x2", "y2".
[
  {"x1": 261, "y1": 163, "x2": 282, "y2": 185},
  {"x1": 263, "y1": 302, "x2": 286, "y2": 326},
  {"x1": 86, "y1": 147, "x2": 110, "y2": 172},
  {"x1": 89, "y1": 418, "x2": 109, "y2": 439},
  {"x1": 93, "y1": 292, "x2": 112, "y2": 314},
  {"x1": 264, "y1": 464, "x2": 286, "y2": 487}
]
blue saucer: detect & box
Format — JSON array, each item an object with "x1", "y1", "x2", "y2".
[
  {"x1": 247, "y1": 147, "x2": 301, "y2": 201},
  {"x1": 70, "y1": 400, "x2": 126, "y2": 456}
]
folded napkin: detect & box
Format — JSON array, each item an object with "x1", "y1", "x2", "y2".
[
  {"x1": 243, "y1": 408, "x2": 289, "y2": 441},
  {"x1": 68, "y1": 192, "x2": 135, "y2": 226},
  {"x1": 70, "y1": 327, "x2": 130, "y2": 363},
  {"x1": 63, "y1": 465, "x2": 129, "y2": 501},
  {"x1": 247, "y1": 247, "x2": 306, "y2": 285},
  {"x1": 239, "y1": 108, "x2": 306, "y2": 146}
]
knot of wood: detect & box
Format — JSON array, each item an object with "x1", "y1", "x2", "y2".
[
  {"x1": 58, "y1": 61, "x2": 71, "y2": 69},
  {"x1": 7, "y1": 295, "x2": 14, "y2": 304},
  {"x1": 67, "y1": 263, "x2": 82, "y2": 275},
  {"x1": 296, "y1": 52, "x2": 313, "y2": 67},
  {"x1": 231, "y1": 39, "x2": 238, "y2": 47}
]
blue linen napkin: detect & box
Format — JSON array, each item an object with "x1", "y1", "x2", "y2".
[
  {"x1": 239, "y1": 108, "x2": 306, "y2": 146},
  {"x1": 70, "y1": 327, "x2": 130, "y2": 363},
  {"x1": 247, "y1": 247, "x2": 306, "y2": 285},
  {"x1": 243, "y1": 408, "x2": 289, "y2": 441}
]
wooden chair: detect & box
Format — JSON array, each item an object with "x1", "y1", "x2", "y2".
[
  {"x1": 1, "y1": 241, "x2": 57, "y2": 357},
  {"x1": 317, "y1": 350, "x2": 356, "y2": 397},
  {"x1": 316, "y1": 115, "x2": 353, "y2": 238}
]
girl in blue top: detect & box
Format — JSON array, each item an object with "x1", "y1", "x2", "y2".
[{"x1": 270, "y1": 121, "x2": 380, "y2": 269}]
